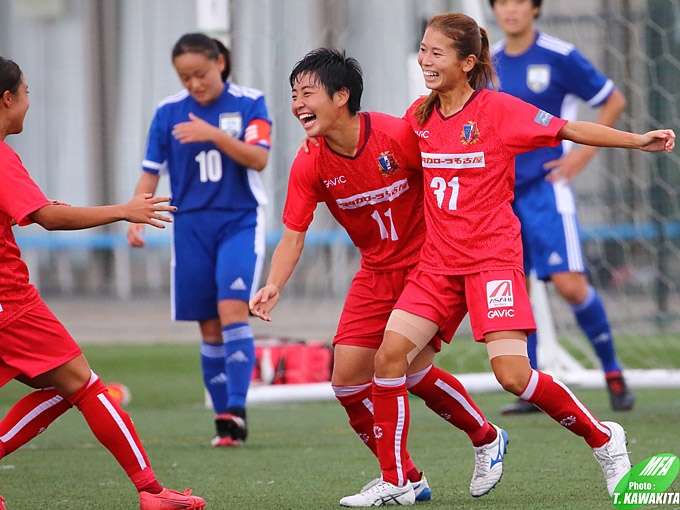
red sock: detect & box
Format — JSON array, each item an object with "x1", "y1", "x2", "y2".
[
  {"x1": 335, "y1": 384, "x2": 420, "y2": 483},
  {"x1": 521, "y1": 370, "x2": 610, "y2": 448},
  {"x1": 408, "y1": 366, "x2": 495, "y2": 446},
  {"x1": 67, "y1": 373, "x2": 163, "y2": 494},
  {"x1": 373, "y1": 377, "x2": 410, "y2": 487},
  {"x1": 0, "y1": 388, "x2": 72, "y2": 458}
]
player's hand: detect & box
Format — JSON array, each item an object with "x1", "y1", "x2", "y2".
[
  {"x1": 296, "y1": 136, "x2": 319, "y2": 155},
  {"x1": 127, "y1": 223, "x2": 146, "y2": 248},
  {"x1": 125, "y1": 193, "x2": 176, "y2": 229},
  {"x1": 544, "y1": 149, "x2": 590, "y2": 183},
  {"x1": 172, "y1": 113, "x2": 216, "y2": 144},
  {"x1": 249, "y1": 284, "x2": 280, "y2": 321},
  {"x1": 638, "y1": 129, "x2": 675, "y2": 153}
]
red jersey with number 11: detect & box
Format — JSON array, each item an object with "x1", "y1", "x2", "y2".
[
  {"x1": 283, "y1": 112, "x2": 425, "y2": 271},
  {"x1": 404, "y1": 89, "x2": 567, "y2": 275}
]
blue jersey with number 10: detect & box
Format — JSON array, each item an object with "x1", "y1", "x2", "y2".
[
  {"x1": 492, "y1": 32, "x2": 614, "y2": 188},
  {"x1": 142, "y1": 82, "x2": 271, "y2": 213}
]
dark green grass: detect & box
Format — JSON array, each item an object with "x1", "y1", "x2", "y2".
[{"x1": 0, "y1": 343, "x2": 679, "y2": 509}]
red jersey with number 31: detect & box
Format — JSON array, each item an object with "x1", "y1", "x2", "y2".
[
  {"x1": 404, "y1": 89, "x2": 567, "y2": 275},
  {"x1": 283, "y1": 112, "x2": 425, "y2": 271}
]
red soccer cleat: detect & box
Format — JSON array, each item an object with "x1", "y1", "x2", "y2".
[{"x1": 139, "y1": 488, "x2": 205, "y2": 509}]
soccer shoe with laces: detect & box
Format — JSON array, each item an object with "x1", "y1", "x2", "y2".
[
  {"x1": 139, "y1": 488, "x2": 205, "y2": 509},
  {"x1": 340, "y1": 480, "x2": 415, "y2": 506},
  {"x1": 606, "y1": 374, "x2": 636, "y2": 411},
  {"x1": 593, "y1": 421, "x2": 631, "y2": 496},
  {"x1": 361, "y1": 473, "x2": 431, "y2": 502},
  {"x1": 470, "y1": 424, "x2": 508, "y2": 497},
  {"x1": 211, "y1": 412, "x2": 248, "y2": 447}
]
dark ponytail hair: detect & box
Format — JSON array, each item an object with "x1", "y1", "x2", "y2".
[
  {"x1": 0, "y1": 57, "x2": 22, "y2": 97},
  {"x1": 414, "y1": 13, "x2": 498, "y2": 126},
  {"x1": 172, "y1": 32, "x2": 231, "y2": 81}
]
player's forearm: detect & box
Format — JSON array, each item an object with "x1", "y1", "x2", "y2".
[
  {"x1": 134, "y1": 171, "x2": 160, "y2": 196},
  {"x1": 212, "y1": 131, "x2": 269, "y2": 171},
  {"x1": 265, "y1": 229, "x2": 306, "y2": 292},
  {"x1": 29, "y1": 204, "x2": 128, "y2": 231},
  {"x1": 558, "y1": 121, "x2": 643, "y2": 149}
]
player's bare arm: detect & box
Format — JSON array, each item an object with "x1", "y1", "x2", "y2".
[
  {"x1": 172, "y1": 112, "x2": 269, "y2": 171},
  {"x1": 546, "y1": 88, "x2": 626, "y2": 183},
  {"x1": 558, "y1": 122, "x2": 675, "y2": 153},
  {"x1": 249, "y1": 228, "x2": 306, "y2": 321},
  {"x1": 30, "y1": 193, "x2": 176, "y2": 231}
]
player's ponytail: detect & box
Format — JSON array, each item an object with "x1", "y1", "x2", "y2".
[{"x1": 212, "y1": 38, "x2": 231, "y2": 82}]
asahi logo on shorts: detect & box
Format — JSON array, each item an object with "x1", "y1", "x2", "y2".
[{"x1": 486, "y1": 280, "x2": 514, "y2": 309}]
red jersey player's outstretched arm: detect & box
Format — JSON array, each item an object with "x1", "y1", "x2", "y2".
[
  {"x1": 250, "y1": 227, "x2": 307, "y2": 321},
  {"x1": 558, "y1": 122, "x2": 675, "y2": 153},
  {"x1": 29, "y1": 193, "x2": 175, "y2": 231}
]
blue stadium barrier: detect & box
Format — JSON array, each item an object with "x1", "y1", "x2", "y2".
[{"x1": 14, "y1": 221, "x2": 680, "y2": 252}]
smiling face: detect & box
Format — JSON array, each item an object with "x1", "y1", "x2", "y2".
[
  {"x1": 418, "y1": 27, "x2": 473, "y2": 94},
  {"x1": 290, "y1": 71, "x2": 347, "y2": 138},
  {"x1": 173, "y1": 52, "x2": 225, "y2": 106},
  {"x1": 492, "y1": 0, "x2": 540, "y2": 38}
]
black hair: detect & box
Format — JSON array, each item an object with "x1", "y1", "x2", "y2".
[
  {"x1": 489, "y1": 0, "x2": 542, "y2": 7},
  {"x1": 289, "y1": 48, "x2": 363, "y2": 115},
  {"x1": 0, "y1": 57, "x2": 22, "y2": 97},
  {"x1": 172, "y1": 32, "x2": 231, "y2": 81},
  {"x1": 489, "y1": 0, "x2": 542, "y2": 18}
]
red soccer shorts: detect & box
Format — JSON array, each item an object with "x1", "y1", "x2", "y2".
[
  {"x1": 334, "y1": 267, "x2": 443, "y2": 351},
  {"x1": 395, "y1": 268, "x2": 536, "y2": 342},
  {"x1": 0, "y1": 299, "x2": 82, "y2": 387}
]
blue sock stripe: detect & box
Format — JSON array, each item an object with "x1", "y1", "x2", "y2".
[
  {"x1": 200, "y1": 342, "x2": 225, "y2": 358},
  {"x1": 222, "y1": 323, "x2": 252, "y2": 342}
]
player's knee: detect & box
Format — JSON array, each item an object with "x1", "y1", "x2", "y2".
[{"x1": 373, "y1": 347, "x2": 408, "y2": 378}]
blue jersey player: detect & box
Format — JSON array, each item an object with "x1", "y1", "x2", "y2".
[
  {"x1": 490, "y1": 0, "x2": 635, "y2": 413},
  {"x1": 128, "y1": 33, "x2": 272, "y2": 446}
]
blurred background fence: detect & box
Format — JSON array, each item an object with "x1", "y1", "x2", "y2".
[{"x1": 2, "y1": 0, "x2": 679, "y2": 369}]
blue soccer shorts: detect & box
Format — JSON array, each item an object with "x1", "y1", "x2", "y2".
[
  {"x1": 513, "y1": 178, "x2": 586, "y2": 281},
  {"x1": 171, "y1": 207, "x2": 265, "y2": 321}
]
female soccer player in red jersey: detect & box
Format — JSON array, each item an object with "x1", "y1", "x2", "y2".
[
  {"x1": 0, "y1": 57, "x2": 205, "y2": 510},
  {"x1": 250, "y1": 48, "x2": 510, "y2": 505},
  {"x1": 339, "y1": 13, "x2": 675, "y2": 507}
]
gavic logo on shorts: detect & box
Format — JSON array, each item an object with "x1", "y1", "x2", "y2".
[{"x1": 486, "y1": 280, "x2": 514, "y2": 309}]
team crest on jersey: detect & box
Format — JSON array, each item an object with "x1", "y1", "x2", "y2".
[
  {"x1": 219, "y1": 113, "x2": 243, "y2": 138},
  {"x1": 527, "y1": 64, "x2": 551, "y2": 93},
  {"x1": 377, "y1": 151, "x2": 399, "y2": 175},
  {"x1": 460, "y1": 121, "x2": 480, "y2": 145}
]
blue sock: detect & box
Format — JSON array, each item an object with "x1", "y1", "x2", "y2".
[
  {"x1": 571, "y1": 286, "x2": 621, "y2": 373},
  {"x1": 222, "y1": 322, "x2": 256, "y2": 411},
  {"x1": 526, "y1": 331, "x2": 539, "y2": 369},
  {"x1": 200, "y1": 341, "x2": 228, "y2": 414}
]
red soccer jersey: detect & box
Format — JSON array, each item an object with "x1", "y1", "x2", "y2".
[
  {"x1": 0, "y1": 141, "x2": 49, "y2": 328},
  {"x1": 283, "y1": 112, "x2": 425, "y2": 271},
  {"x1": 404, "y1": 89, "x2": 567, "y2": 274}
]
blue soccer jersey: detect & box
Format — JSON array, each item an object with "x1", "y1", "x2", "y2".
[
  {"x1": 492, "y1": 32, "x2": 614, "y2": 188},
  {"x1": 142, "y1": 82, "x2": 271, "y2": 213}
]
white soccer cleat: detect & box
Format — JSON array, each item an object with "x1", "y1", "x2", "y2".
[
  {"x1": 593, "y1": 421, "x2": 631, "y2": 496},
  {"x1": 361, "y1": 473, "x2": 431, "y2": 502},
  {"x1": 470, "y1": 424, "x2": 508, "y2": 497},
  {"x1": 340, "y1": 480, "x2": 415, "y2": 507}
]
